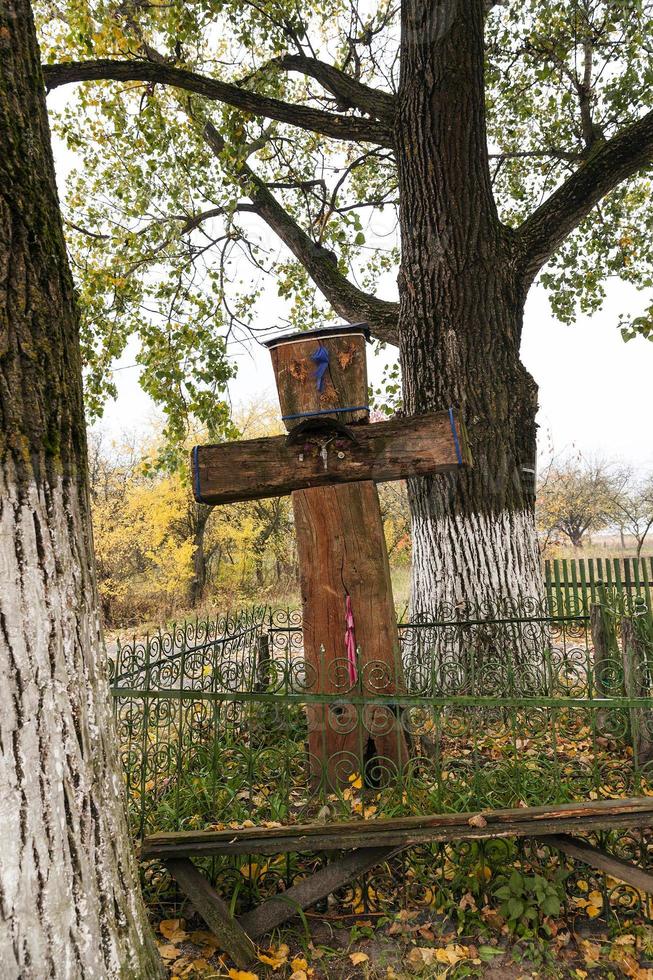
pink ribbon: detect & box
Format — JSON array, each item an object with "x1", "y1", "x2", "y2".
[{"x1": 345, "y1": 594, "x2": 358, "y2": 685}]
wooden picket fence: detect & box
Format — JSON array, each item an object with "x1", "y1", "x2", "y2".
[{"x1": 544, "y1": 556, "x2": 653, "y2": 615}]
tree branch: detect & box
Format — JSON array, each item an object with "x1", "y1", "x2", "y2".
[
  {"x1": 518, "y1": 109, "x2": 653, "y2": 281},
  {"x1": 43, "y1": 59, "x2": 394, "y2": 147},
  {"x1": 272, "y1": 54, "x2": 396, "y2": 122},
  {"x1": 203, "y1": 122, "x2": 399, "y2": 344}
]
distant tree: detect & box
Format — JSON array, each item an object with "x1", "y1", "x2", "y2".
[
  {"x1": 379, "y1": 482, "x2": 412, "y2": 564},
  {"x1": 537, "y1": 457, "x2": 618, "y2": 549},
  {"x1": 609, "y1": 468, "x2": 653, "y2": 557},
  {"x1": 89, "y1": 406, "x2": 299, "y2": 622}
]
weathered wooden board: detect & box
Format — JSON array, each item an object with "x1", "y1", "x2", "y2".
[
  {"x1": 537, "y1": 834, "x2": 653, "y2": 895},
  {"x1": 142, "y1": 798, "x2": 653, "y2": 860},
  {"x1": 164, "y1": 858, "x2": 256, "y2": 966},
  {"x1": 293, "y1": 481, "x2": 409, "y2": 788},
  {"x1": 237, "y1": 845, "x2": 404, "y2": 938},
  {"x1": 192, "y1": 410, "x2": 470, "y2": 505}
]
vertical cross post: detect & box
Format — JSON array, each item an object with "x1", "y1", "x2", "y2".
[{"x1": 264, "y1": 326, "x2": 409, "y2": 788}]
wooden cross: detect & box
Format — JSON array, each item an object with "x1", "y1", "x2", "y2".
[{"x1": 192, "y1": 324, "x2": 471, "y2": 789}]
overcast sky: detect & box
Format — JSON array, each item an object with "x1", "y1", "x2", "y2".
[{"x1": 47, "y1": 91, "x2": 653, "y2": 473}]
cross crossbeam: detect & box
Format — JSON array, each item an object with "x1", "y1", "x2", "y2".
[{"x1": 193, "y1": 409, "x2": 470, "y2": 505}]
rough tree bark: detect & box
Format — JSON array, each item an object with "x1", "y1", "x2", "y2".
[
  {"x1": 397, "y1": 0, "x2": 542, "y2": 616},
  {"x1": 0, "y1": 1, "x2": 164, "y2": 976},
  {"x1": 189, "y1": 501, "x2": 211, "y2": 606}
]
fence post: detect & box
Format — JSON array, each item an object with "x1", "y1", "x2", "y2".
[
  {"x1": 255, "y1": 632, "x2": 271, "y2": 693},
  {"x1": 621, "y1": 617, "x2": 653, "y2": 765},
  {"x1": 590, "y1": 604, "x2": 615, "y2": 731}
]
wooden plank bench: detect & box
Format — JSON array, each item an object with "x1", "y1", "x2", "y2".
[{"x1": 141, "y1": 798, "x2": 653, "y2": 968}]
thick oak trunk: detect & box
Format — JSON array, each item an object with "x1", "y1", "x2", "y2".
[
  {"x1": 397, "y1": 0, "x2": 542, "y2": 616},
  {"x1": 0, "y1": 2, "x2": 163, "y2": 976}
]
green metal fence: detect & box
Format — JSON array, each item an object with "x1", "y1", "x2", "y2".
[
  {"x1": 110, "y1": 599, "x2": 653, "y2": 921},
  {"x1": 544, "y1": 557, "x2": 653, "y2": 615}
]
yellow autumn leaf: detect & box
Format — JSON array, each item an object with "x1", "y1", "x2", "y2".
[
  {"x1": 257, "y1": 944, "x2": 289, "y2": 969},
  {"x1": 159, "y1": 919, "x2": 188, "y2": 942},
  {"x1": 228, "y1": 970, "x2": 259, "y2": 980},
  {"x1": 349, "y1": 952, "x2": 369, "y2": 965},
  {"x1": 241, "y1": 862, "x2": 268, "y2": 880},
  {"x1": 439, "y1": 946, "x2": 464, "y2": 965},
  {"x1": 157, "y1": 944, "x2": 179, "y2": 960},
  {"x1": 587, "y1": 890, "x2": 604, "y2": 918},
  {"x1": 291, "y1": 958, "x2": 309, "y2": 972},
  {"x1": 290, "y1": 972, "x2": 308, "y2": 980},
  {"x1": 348, "y1": 773, "x2": 363, "y2": 790}
]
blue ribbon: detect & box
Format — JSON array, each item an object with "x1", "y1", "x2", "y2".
[
  {"x1": 310, "y1": 342, "x2": 330, "y2": 392},
  {"x1": 448, "y1": 407, "x2": 464, "y2": 466}
]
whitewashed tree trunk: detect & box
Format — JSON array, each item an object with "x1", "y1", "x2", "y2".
[
  {"x1": 396, "y1": 2, "x2": 544, "y2": 621},
  {"x1": 409, "y1": 501, "x2": 544, "y2": 619},
  {"x1": 0, "y1": 2, "x2": 163, "y2": 976},
  {"x1": 0, "y1": 474, "x2": 163, "y2": 979}
]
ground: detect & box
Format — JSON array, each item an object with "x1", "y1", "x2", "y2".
[{"x1": 151, "y1": 907, "x2": 653, "y2": 980}]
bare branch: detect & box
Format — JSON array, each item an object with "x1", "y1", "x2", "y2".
[
  {"x1": 203, "y1": 122, "x2": 399, "y2": 344},
  {"x1": 272, "y1": 53, "x2": 396, "y2": 122},
  {"x1": 43, "y1": 59, "x2": 394, "y2": 147},
  {"x1": 518, "y1": 109, "x2": 653, "y2": 282},
  {"x1": 64, "y1": 219, "x2": 110, "y2": 240}
]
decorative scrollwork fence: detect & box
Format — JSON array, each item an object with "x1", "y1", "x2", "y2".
[{"x1": 110, "y1": 598, "x2": 653, "y2": 921}]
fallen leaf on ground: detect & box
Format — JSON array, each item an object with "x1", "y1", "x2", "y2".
[
  {"x1": 350, "y1": 952, "x2": 369, "y2": 965},
  {"x1": 580, "y1": 939, "x2": 601, "y2": 967},
  {"x1": 157, "y1": 944, "x2": 179, "y2": 961},
  {"x1": 159, "y1": 919, "x2": 188, "y2": 942},
  {"x1": 406, "y1": 945, "x2": 469, "y2": 969},
  {"x1": 609, "y1": 945, "x2": 653, "y2": 980},
  {"x1": 258, "y1": 944, "x2": 289, "y2": 969}
]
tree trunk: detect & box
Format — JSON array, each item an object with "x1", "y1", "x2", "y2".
[
  {"x1": 396, "y1": 0, "x2": 542, "y2": 617},
  {"x1": 0, "y1": 3, "x2": 163, "y2": 977},
  {"x1": 189, "y1": 501, "x2": 211, "y2": 607}
]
